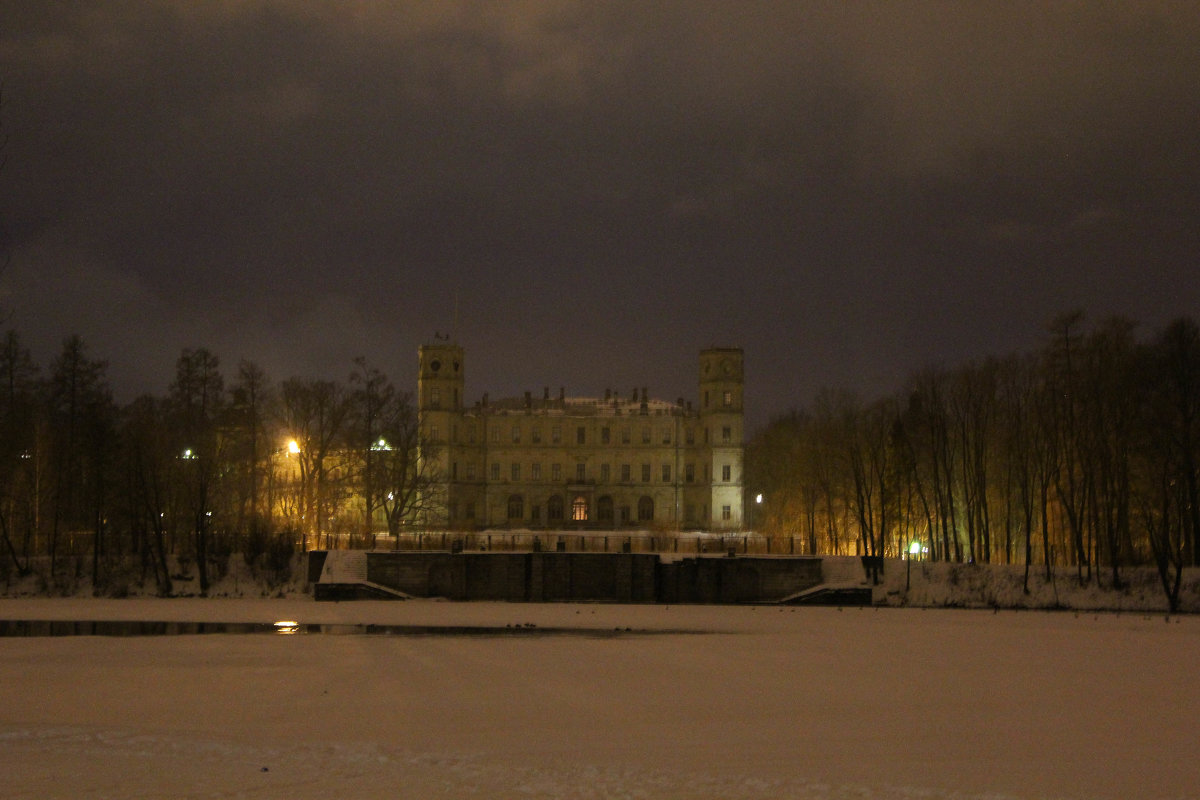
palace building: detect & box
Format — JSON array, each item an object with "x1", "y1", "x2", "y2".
[{"x1": 417, "y1": 344, "x2": 745, "y2": 530}]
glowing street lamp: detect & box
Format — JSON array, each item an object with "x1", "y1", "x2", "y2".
[
  {"x1": 286, "y1": 439, "x2": 300, "y2": 456},
  {"x1": 906, "y1": 539, "x2": 922, "y2": 591}
]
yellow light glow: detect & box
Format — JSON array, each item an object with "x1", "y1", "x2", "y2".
[{"x1": 287, "y1": 439, "x2": 300, "y2": 455}]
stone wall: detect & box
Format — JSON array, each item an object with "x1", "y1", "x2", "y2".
[{"x1": 342, "y1": 551, "x2": 822, "y2": 603}]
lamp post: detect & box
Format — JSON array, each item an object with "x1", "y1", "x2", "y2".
[{"x1": 906, "y1": 539, "x2": 921, "y2": 591}]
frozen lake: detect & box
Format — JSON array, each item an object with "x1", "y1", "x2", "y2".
[{"x1": 0, "y1": 598, "x2": 1195, "y2": 799}]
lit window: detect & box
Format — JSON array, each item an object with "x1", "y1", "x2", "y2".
[
  {"x1": 722, "y1": 464, "x2": 731, "y2": 481},
  {"x1": 430, "y1": 388, "x2": 440, "y2": 408},
  {"x1": 572, "y1": 495, "x2": 588, "y2": 521},
  {"x1": 723, "y1": 391, "x2": 732, "y2": 407}
]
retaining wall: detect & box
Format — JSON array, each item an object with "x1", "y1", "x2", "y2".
[{"x1": 320, "y1": 551, "x2": 822, "y2": 603}]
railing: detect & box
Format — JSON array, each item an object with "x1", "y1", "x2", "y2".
[{"x1": 355, "y1": 531, "x2": 816, "y2": 556}]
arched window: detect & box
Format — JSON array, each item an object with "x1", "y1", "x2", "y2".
[
  {"x1": 597, "y1": 495, "x2": 614, "y2": 524},
  {"x1": 507, "y1": 494, "x2": 523, "y2": 520},
  {"x1": 637, "y1": 496, "x2": 654, "y2": 522},
  {"x1": 547, "y1": 494, "x2": 564, "y2": 522},
  {"x1": 572, "y1": 495, "x2": 588, "y2": 522}
]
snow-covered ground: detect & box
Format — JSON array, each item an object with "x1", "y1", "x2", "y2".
[{"x1": 1, "y1": 597, "x2": 1196, "y2": 799}]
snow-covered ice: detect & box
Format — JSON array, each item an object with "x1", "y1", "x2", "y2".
[{"x1": 0, "y1": 597, "x2": 1195, "y2": 799}]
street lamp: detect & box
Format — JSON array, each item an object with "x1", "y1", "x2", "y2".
[{"x1": 906, "y1": 539, "x2": 921, "y2": 591}]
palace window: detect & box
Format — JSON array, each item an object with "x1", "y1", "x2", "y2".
[
  {"x1": 547, "y1": 495, "x2": 564, "y2": 521},
  {"x1": 597, "y1": 496, "x2": 614, "y2": 523},
  {"x1": 637, "y1": 496, "x2": 654, "y2": 522},
  {"x1": 511, "y1": 463, "x2": 521, "y2": 481},
  {"x1": 552, "y1": 463, "x2": 562, "y2": 481},
  {"x1": 641, "y1": 463, "x2": 651, "y2": 482},
  {"x1": 507, "y1": 495, "x2": 523, "y2": 519},
  {"x1": 552, "y1": 426, "x2": 562, "y2": 443},
  {"x1": 532, "y1": 463, "x2": 542, "y2": 480},
  {"x1": 576, "y1": 426, "x2": 586, "y2": 445},
  {"x1": 467, "y1": 463, "x2": 476, "y2": 480},
  {"x1": 490, "y1": 462, "x2": 500, "y2": 480},
  {"x1": 600, "y1": 463, "x2": 610, "y2": 482},
  {"x1": 662, "y1": 429, "x2": 671, "y2": 444},
  {"x1": 512, "y1": 425, "x2": 521, "y2": 443},
  {"x1": 601, "y1": 427, "x2": 610, "y2": 444},
  {"x1": 686, "y1": 428, "x2": 695, "y2": 445},
  {"x1": 722, "y1": 505, "x2": 732, "y2": 520},
  {"x1": 723, "y1": 390, "x2": 732, "y2": 407},
  {"x1": 430, "y1": 388, "x2": 440, "y2": 408},
  {"x1": 685, "y1": 463, "x2": 694, "y2": 482},
  {"x1": 621, "y1": 464, "x2": 631, "y2": 482},
  {"x1": 722, "y1": 426, "x2": 731, "y2": 443},
  {"x1": 642, "y1": 426, "x2": 651, "y2": 444},
  {"x1": 572, "y1": 495, "x2": 588, "y2": 521},
  {"x1": 621, "y1": 427, "x2": 631, "y2": 444},
  {"x1": 661, "y1": 464, "x2": 671, "y2": 482},
  {"x1": 532, "y1": 426, "x2": 542, "y2": 443},
  {"x1": 722, "y1": 464, "x2": 731, "y2": 482}
]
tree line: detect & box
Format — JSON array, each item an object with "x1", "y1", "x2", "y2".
[
  {"x1": 0, "y1": 331, "x2": 438, "y2": 595},
  {"x1": 746, "y1": 313, "x2": 1200, "y2": 611}
]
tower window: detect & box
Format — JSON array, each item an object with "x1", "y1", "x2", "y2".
[
  {"x1": 722, "y1": 464, "x2": 731, "y2": 481},
  {"x1": 430, "y1": 388, "x2": 440, "y2": 408},
  {"x1": 722, "y1": 426, "x2": 731, "y2": 443},
  {"x1": 512, "y1": 425, "x2": 521, "y2": 443},
  {"x1": 642, "y1": 427, "x2": 651, "y2": 444},
  {"x1": 577, "y1": 426, "x2": 586, "y2": 445},
  {"x1": 723, "y1": 390, "x2": 732, "y2": 407},
  {"x1": 722, "y1": 505, "x2": 732, "y2": 520}
]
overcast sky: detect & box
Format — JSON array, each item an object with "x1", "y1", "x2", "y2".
[{"x1": 2, "y1": 2, "x2": 1198, "y2": 428}]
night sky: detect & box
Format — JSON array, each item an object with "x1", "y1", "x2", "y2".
[{"x1": 2, "y1": 3, "x2": 1198, "y2": 429}]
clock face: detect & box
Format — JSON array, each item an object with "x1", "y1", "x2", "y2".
[
  {"x1": 721, "y1": 360, "x2": 733, "y2": 376},
  {"x1": 430, "y1": 359, "x2": 441, "y2": 373}
]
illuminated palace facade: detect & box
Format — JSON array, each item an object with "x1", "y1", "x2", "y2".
[{"x1": 418, "y1": 344, "x2": 745, "y2": 531}]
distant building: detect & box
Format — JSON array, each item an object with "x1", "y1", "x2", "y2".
[{"x1": 417, "y1": 344, "x2": 744, "y2": 530}]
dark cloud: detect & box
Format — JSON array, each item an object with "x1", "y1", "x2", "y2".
[{"x1": 2, "y1": 1, "x2": 1198, "y2": 425}]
